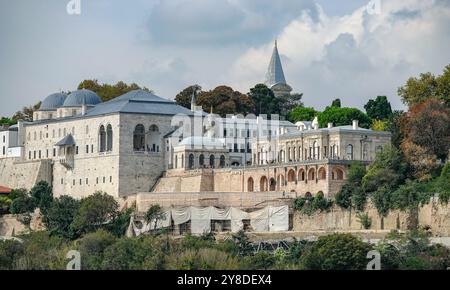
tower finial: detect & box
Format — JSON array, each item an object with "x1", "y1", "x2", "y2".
[
  {"x1": 210, "y1": 105, "x2": 213, "y2": 114},
  {"x1": 275, "y1": 39, "x2": 277, "y2": 48},
  {"x1": 191, "y1": 87, "x2": 197, "y2": 112}
]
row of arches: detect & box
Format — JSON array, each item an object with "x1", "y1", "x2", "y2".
[
  {"x1": 175, "y1": 154, "x2": 226, "y2": 169},
  {"x1": 133, "y1": 124, "x2": 161, "y2": 152},
  {"x1": 246, "y1": 167, "x2": 345, "y2": 192},
  {"x1": 98, "y1": 124, "x2": 113, "y2": 152}
]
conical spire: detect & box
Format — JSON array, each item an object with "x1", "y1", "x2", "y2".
[
  {"x1": 190, "y1": 89, "x2": 197, "y2": 112},
  {"x1": 265, "y1": 40, "x2": 287, "y2": 88}
]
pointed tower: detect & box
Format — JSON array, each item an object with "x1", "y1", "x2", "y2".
[
  {"x1": 265, "y1": 40, "x2": 292, "y2": 97},
  {"x1": 190, "y1": 89, "x2": 197, "y2": 112}
]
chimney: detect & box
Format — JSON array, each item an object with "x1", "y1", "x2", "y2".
[
  {"x1": 328, "y1": 122, "x2": 333, "y2": 129},
  {"x1": 352, "y1": 120, "x2": 359, "y2": 130},
  {"x1": 81, "y1": 104, "x2": 87, "y2": 116}
]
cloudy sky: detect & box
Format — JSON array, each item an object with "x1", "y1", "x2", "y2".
[{"x1": 1, "y1": 0, "x2": 449, "y2": 117}]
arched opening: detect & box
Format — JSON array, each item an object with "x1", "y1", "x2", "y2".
[
  {"x1": 277, "y1": 174, "x2": 285, "y2": 190},
  {"x1": 287, "y1": 169, "x2": 296, "y2": 182},
  {"x1": 199, "y1": 154, "x2": 205, "y2": 167},
  {"x1": 332, "y1": 168, "x2": 344, "y2": 180},
  {"x1": 209, "y1": 155, "x2": 215, "y2": 168},
  {"x1": 298, "y1": 169, "x2": 306, "y2": 181},
  {"x1": 305, "y1": 192, "x2": 312, "y2": 198},
  {"x1": 148, "y1": 125, "x2": 160, "y2": 153},
  {"x1": 133, "y1": 124, "x2": 145, "y2": 151},
  {"x1": 231, "y1": 161, "x2": 240, "y2": 167},
  {"x1": 247, "y1": 177, "x2": 254, "y2": 192},
  {"x1": 188, "y1": 154, "x2": 194, "y2": 169},
  {"x1": 99, "y1": 125, "x2": 106, "y2": 152},
  {"x1": 318, "y1": 167, "x2": 326, "y2": 180},
  {"x1": 106, "y1": 124, "x2": 113, "y2": 151},
  {"x1": 269, "y1": 178, "x2": 276, "y2": 191},
  {"x1": 346, "y1": 144, "x2": 353, "y2": 160},
  {"x1": 308, "y1": 168, "x2": 316, "y2": 181},
  {"x1": 220, "y1": 155, "x2": 225, "y2": 168},
  {"x1": 260, "y1": 176, "x2": 268, "y2": 192}
]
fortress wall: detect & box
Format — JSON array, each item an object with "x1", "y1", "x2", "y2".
[{"x1": 0, "y1": 158, "x2": 52, "y2": 190}]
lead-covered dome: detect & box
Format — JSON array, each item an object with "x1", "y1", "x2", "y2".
[
  {"x1": 39, "y1": 93, "x2": 67, "y2": 111},
  {"x1": 62, "y1": 89, "x2": 102, "y2": 107}
]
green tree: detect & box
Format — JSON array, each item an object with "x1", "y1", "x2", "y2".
[
  {"x1": 174, "y1": 84, "x2": 202, "y2": 109},
  {"x1": 278, "y1": 93, "x2": 303, "y2": 116},
  {"x1": 10, "y1": 189, "x2": 35, "y2": 214},
  {"x1": 318, "y1": 106, "x2": 372, "y2": 128},
  {"x1": 77, "y1": 230, "x2": 116, "y2": 270},
  {"x1": 144, "y1": 205, "x2": 166, "y2": 231},
  {"x1": 0, "y1": 117, "x2": 16, "y2": 126},
  {"x1": 78, "y1": 79, "x2": 151, "y2": 102},
  {"x1": 364, "y1": 96, "x2": 392, "y2": 120},
  {"x1": 29, "y1": 181, "x2": 53, "y2": 214},
  {"x1": 435, "y1": 163, "x2": 450, "y2": 204},
  {"x1": 287, "y1": 106, "x2": 318, "y2": 123},
  {"x1": 386, "y1": 110, "x2": 405, "y2": 148},
  {"x1": 43, "y1": 195, "x2": 80, "y2": 239},
  {"x1": 248, "y1": 84, "x2": 281, "y2": 116},
  {"x1": 0, "y1": 239, "x2": 24, "y2": 270},
  {"x1": 398, "y1": 64, "x2": 450, "y2": 108},
  {"x1": 331, "y1": 98, "x2": 341, "y2": 108},
  {"x1": 300, "y1": 233, "x2": 372, "y2": 270},
  {"x1": 71, "y1": 191, "x2": 119, "y2": 235}
]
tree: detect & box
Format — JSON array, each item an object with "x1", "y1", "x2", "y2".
[
  {"x1": 71, "y1": 192, "x2": 119, "y2": 235},
  {"x1": 318, "y1": 106, "x2": 372, "y2": 128},
  {"x1": 331, "y1": 98, "x2": 341, "y2": 108},
  {"x1": 278, "y1": 93, "x2": 303, "y2": 116},
  {"x1": 198, "y1": 86, "x2": 255, "y2": 117},
  {"x1": 78, "y1": 80, "x2": 151, "y2": 102},
  {"x1": 29, "y1": 181, "x2": 53, "y2": 214},
  {"x1": 12, "y1": 102, "x2": 41, "y2": 122},
  {"x1": 43, "y1": 195, "x2": 80, "y2": 239},
  {"x1": 77, "y1": 230, "x2": 117, "y2": 270},
  {"x1": 174, "y1": 85, "x2": 202, "y2": 109},
  {"x1": 248, "y1": 84, "x2": 281, "y2": 116},
  {"x1": 300, "y1": 233, "x2": 372, "y2": 270},
  {"x1": 287, "y1": 106, "x2": 318, "y2": 123},
  {"x1": 397, "y1": 64, "x2": 450, "y2": 108},
  {"x1": 10, "y1": 189, "x2": 35, "y2": 214},
  {"x1": 144, "y1": 205, "x2": 166, "y2": 231},
  {"x1": 386, "y1": 110, "x2": 405, "y2": 148},
  {"x1": 400, "y1": 98, "x2": 450, "y2": 161},
  {"x1": 364, "y1": 96, "x2": 392, "y2": 120},
  {"x1": 0, "y1": 117, "x2": 16, "y2": 126},
  {"x1": 371, "y1": 119, "x2": 388, "y2": 131}
]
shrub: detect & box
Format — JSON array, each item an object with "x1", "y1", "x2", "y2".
[
  {"x1": 356, "y1": 213, "x2": 372, "y2": 229},
  {"x1": 300, "y1": 233, "x2": 372, "y2": 270},
  {"x1": 29, "y1": 181, "x2": 53, "y2": 214},
  {"x1": 243, "y1": 251, "x2": 276, "y2": 270},
  {"x1": 0, "y1": 239, "x2": 24, "y2": 270},
  {"x1": 77, "y1": 230, "x2": 116, "y2": 270},
  {"x1": 294, "y1": 192, "x2": 333, "y2": 215},
  {"x1": 43, "y1": 195, "x2": 80, "y2": 240},
  {"x1": 166, "y1": 248, "x2": 240, "y2": 270},
  {"x1": 10, "y1": 190, "x2": 35, "y2": 215}
]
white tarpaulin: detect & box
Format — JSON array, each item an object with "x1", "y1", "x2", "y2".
[
  {"x1": 249, "y1": 205, "x2": 289, "y2": 232},
  {"x1": 127, "y1": 205, "x2": 288, "y2": 237}
]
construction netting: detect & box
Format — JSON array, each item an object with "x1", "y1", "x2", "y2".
[{"x1": 126, "y1": 205, "x2": 289, "y2": 237}]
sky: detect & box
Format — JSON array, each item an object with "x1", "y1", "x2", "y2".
[{"x1": 1, "y1": 0, "x2": 450, "y2": 117}]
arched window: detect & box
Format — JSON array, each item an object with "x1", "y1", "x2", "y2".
[
  {"x1": 106, "y1": 124, "x2": 113, "y2": 151},
  {"x1": 99, "y1": 125, "x2": 106, "y2": 152},
  {"x1": 346, "y1": 144, "x2": 353, "y2": 160},
  {"x1": 148, "y1": 125, "x2": 160, "y2": 153},
  {"x1": 188, "y1": 154, "x2": 194, "y2": 169},
  {"x1": 133, "y1": 124, "x2": 145, "y2": 151},
  {"x1": 308, "y1": 168, "x2": 316, "y2": 181},
  {"x1": 363, "y1": 143, "x2": 368, "y2": 160},
  {"x1": 181, "y1": 154, "x2": 184, "y2": 168},
  {"x1": 260, "y1": 176, "x2": 268, "y2": 192},
  {"x1": 199, "y1": 154, "x2": 205, "y2": 167},
  {"x1": 247, "y1": 177, "x2": 254, "y2": 192},
  {"x1": 269, "y1": 178, "x2": 276, "y2": 191},
  {"x1": 298, "y1": 169, "x2": 306, "y2": 181},
  {"x1": 277, "y1": 174, "x2": 285, "y2": 190},
  {"x1": 220, "y1": 155, "x2": 225, "y2": 168},
  {"x1": 332, "y1": 168, "x2": 344, "y2": 180},
  {"x1": 209, "y1": 155, "x2": 215, "y2": 168},
  {"x1": 288, "y1": 169, "x2": 296, "y2": 182},
  {"x1": 318, "y1": 167, "x2": 326, "y2": 180},
  {"x1": 175, "y1": 155, "x2": 178, "y2": 169}
]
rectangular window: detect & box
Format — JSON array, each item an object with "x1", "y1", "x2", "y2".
[
  {"x1": 29, "y1": 151, "x2": 31, "y2": 159},
  {"x1": 2, "y1": 146, "x2": 5, "y2": 155},
  {"x1": 79, "y1": 179, "x2": 82, "y2": 185},
  {"x1": 76, "y1": 146, "x2": 78, "y2": 155},
  {"x1": 103, "y1": 177, "x2": 105, "y2": 183},
  {"x1": 73, "y1": 180, "x2": 75, "y2": 186},
  {"x1": 86, "y1": 178, "x2": 88, "y2": 185},
  {"x1": 86, "y1": 145, "x2": 89, "y2": 154},
  {"x1": 110, "y1": 176, "x2": 112, "y2": 183},
  {"x1": 96, "y1": 177, "x2": 99, "y2": 184},
  {"x1": 53, "y1": 148, "x2": 56, "y2": 157},
  {"x1": 61, "y1": 178, "x2": 63, "y2": 185},
  {"x1": 38, "y1": 150, "x2": 41, "y2": 159},
  {"x1": 91, "y1": 145, "x2": 94, "y2": 153},
  {"x1": 33, "y1": 151, "x2": 36, "y2": 159}
]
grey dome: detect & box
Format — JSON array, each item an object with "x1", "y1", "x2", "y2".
[
  {"x1": 63, "y1": 89, "x2": 102, "y2": 107},
  {"x1": 40, "y1": 93, "x2": 67, "y2": 111}
]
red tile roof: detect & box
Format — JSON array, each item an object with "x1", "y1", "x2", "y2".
[{"x1": 0, "y1": 185, "x2": 12, "y2": 194}]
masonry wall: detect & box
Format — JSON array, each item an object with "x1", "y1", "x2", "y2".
[
  {"x1": 0, "y1": 158, "x2": 52, "y2": 190},
  {"x1": 293, "y1": 197, "x2": 450, "y2": 236}
]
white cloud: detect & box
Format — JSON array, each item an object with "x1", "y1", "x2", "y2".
[{"x1": 228, "y1": 0, "x2": 450, "y2": 110}]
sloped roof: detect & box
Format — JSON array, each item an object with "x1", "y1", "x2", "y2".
[
  {"x1": 265, "y1": 41, "x2": 288, "y2": 88},
  {"x1": 0, "y1": 185, "x2": 12, "y2": 194},
  {"x1": 55, "y1": 134, "x2": 75, "y2": 146},
  {"x1": 84, "y1": 89, "x2": 200, "y2": 117}
]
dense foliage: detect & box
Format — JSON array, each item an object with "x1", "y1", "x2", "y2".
[
  {"x1": 317, "y1": 106, "x2": 372, "y2": 129},
  {"x1": 78, "y1": 79, "x2": 151, "y2": 102}
]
